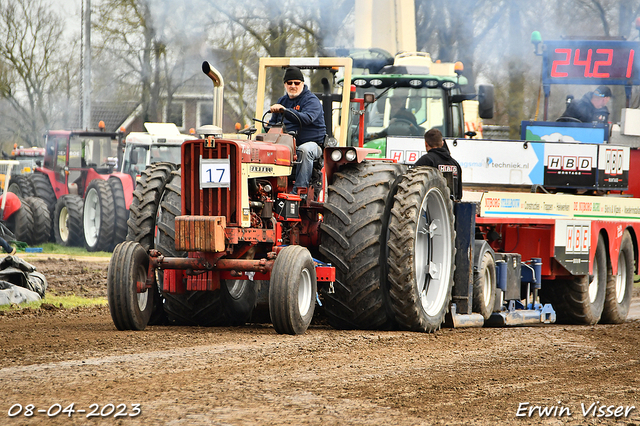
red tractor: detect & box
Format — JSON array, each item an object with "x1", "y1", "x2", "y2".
[
  {"x1": 108, "y1": 57, "x2": 460, "y2": 335},
  {"x1": 8, "y1": 126, "x2": 136, "y2": 251}
]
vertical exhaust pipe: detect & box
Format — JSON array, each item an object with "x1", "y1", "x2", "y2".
[{"x1": 202, "y1": 61, "x2": 225, "y2": 128}]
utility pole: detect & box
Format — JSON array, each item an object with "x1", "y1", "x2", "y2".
[{"x1": 82, "y1": 0, "x2": 91, "y2": 129}]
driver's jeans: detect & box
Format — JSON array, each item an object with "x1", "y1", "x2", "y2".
[{"x1": 293, "y1": 142, "x2": 322, "y2": 192}]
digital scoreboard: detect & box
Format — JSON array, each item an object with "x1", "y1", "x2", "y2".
[{"x1": 542, "y1": 40, "x2": 640, "y2": 85}]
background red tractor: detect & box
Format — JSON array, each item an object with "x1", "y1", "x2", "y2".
[{"x1": 7, "y1": 127, "x2": 132, "y2": 251}]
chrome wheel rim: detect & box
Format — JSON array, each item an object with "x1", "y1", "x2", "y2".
[{"x1": 414, "y1": 187, "x2": 452, "y2": 317}]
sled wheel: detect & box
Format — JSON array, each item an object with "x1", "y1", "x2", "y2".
[
  {"x1": 472, "y1": 251, "x2": 496, "y2": 320},
  {"x1": 108, "y1": 241, "x2": 156, "y2": 330},
  {"x1": 541, "y1": 236, "x2": 606, "y2": 325},
  {"x1": 601, "y1": 231, "x2": 634, "y2": 323},
  {"x1": 269, "y1": 245, "x2": 317, "y2": 335}
]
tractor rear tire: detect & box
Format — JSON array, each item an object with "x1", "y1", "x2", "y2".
[
  {"x1": 156, "y1": 172, "x2": 257, "y2": 326},
  {"x1": 29, "y1": 172, "x2": 56, "y2": 240},
  {"x1": 24, "y1": 197, "x2": 51, "y2": 245},
  {"x1": 387, "y1": 168, "x2": 456, "y2": 332},
  {"x1": 540, "y1": 236, "x2": 606, "y2": 325},
  {"x1": 126, "y1": 162, "x2": 176, "y2": 250},
  {"x1": 8, "y1": 175, "x2": 35, "y2": 199},
  {"x1": 108, "y1": 177, "x2": 129, "y2": 248},
  {"x1": 269, "y1": 245, "x2": 317, "y2": 335},
  {"x1": 83, "y1": 179, "x2": 115, "y2": 252},
  {"x1": 6, "y1": 201, "x2": 34, "y2": 244},
  {"x1": 319, "y1": 161, "x2": 407, "y2": 330},
  {"x1": 108, "y1": 241, "x2": 156, "y2": 330},
  {"x1": 53, "y1": 195, "x2": 84, "y2": 247},
  {"x1": 472, "y1": 251, "x2": 496, "y2": 320},
  {"x1": 601, "y1": 231, "x2": 634, "y2": 324}
]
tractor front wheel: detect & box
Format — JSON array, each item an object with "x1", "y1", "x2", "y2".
[
  {"x1": 108, "y1": 241, "x2": 156, "y2": 330},
  {"x1": 269, "y1": 245, "x2": 317, "y2": 335},
  {"x1": 53, "y1": 195, "x2": 83, "y2": 247}
]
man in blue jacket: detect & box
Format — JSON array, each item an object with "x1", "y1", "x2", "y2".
[{"x1": 269, "y1": 67, "x2": 326, "y2": 193}]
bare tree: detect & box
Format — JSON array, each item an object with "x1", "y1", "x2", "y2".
[
  {"x1": 212, "y1": 0, "x2": 353, "y2": 113},
  {"x1": 93, "y1": 0, "x2": 164, "y2": 122},
  {"x1": 0, "y1": 0, "x2": 66, "y2": 147}
]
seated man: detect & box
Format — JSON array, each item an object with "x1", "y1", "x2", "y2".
[
  {"x1": 559, "y1": 85, "x2": 611, "y2": 123},
  {"x1": 268, "y1": 67, "x2": 326, "y2": 193},
  {"x1": 368, "y1": 93, "x2": 422, "y2": 139}
]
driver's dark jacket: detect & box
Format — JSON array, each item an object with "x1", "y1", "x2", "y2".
[
  {"x1": 413, "y1": 144, "x2": 463, "y2": 200},
  {"x1": 268, "y1": 85, "x2": 326, "y2": 146},
  {"x1": 560, "y1": 92, "x2": 609, "y2": 123}
]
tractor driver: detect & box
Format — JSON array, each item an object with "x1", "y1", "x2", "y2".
[
  {"x1": 413, "y1": 128, "x2": 462, "y2": 200},
  {"x1": 558, "y1": 85, "x2": 611, "y2": 123},
  {"x1": 367, "y1": 93, "x2": 422, "y2": 140},
  {"x1": 269, "y1": 67, "x2": 326, "y2": 194}
]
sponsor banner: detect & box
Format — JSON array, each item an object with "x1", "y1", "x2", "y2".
[
  {"x1": 597, "y1": 145, "x2": 629, "y2": 189},
  {"x1": 385, "y1": 138, "x2": 629, "y2": 190},
  {"x1": 554, "y1": 220, "x2": 590, "y2": 275},
  {"x1": 480, "y1": 191, "x2": 640, "y2": 220},
  {"x1": 543, "y1": 143, "x2": 597, "y2": 188},
  {"x1": 386, "y1": 137, "x2": 425, "y2": 164}
]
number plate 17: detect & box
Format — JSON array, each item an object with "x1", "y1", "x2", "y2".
[{"x1": 200, "y1": 157, "x2": 231, "y2": 189}]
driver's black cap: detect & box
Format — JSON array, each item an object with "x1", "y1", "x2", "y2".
[
  {"x1": 594, "y1": 85, "x2": 612, "y2": 97},
  {"x1": 283, "y1": 67, "x2": 304, "y2": 83}
]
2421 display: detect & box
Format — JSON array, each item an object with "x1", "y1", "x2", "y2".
[{"x1": 543, "y1": 40, "x2": 640, "y2": 86}]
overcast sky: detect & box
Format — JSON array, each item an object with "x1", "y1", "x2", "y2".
[{"x1": 51, "y1": 0, "x2": 83, "y2": 37}]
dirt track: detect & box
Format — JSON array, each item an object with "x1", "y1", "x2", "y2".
[{"x1": 1, "y1": 257, "x2": 640, "y2": 425}]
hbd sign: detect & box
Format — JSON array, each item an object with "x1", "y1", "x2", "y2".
[{"x1": 547, "y1": 155, "x2": 592, "y2": 173}]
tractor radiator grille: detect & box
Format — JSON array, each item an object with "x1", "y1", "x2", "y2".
[{"x1": 182, "y1": 140, "x2": 239, "y2": 226}]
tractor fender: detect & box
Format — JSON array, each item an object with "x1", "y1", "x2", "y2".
[{"x1": 0, "y1": 192, "x2": 22, "y2": 220}]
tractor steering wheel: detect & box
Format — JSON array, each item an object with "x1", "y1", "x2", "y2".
[
  {"x1": 256, "y1": 108, "x2": 303, "y2": 132},
  {"x1": 556, "y1": 116, "x2": 582, "y2": 123},
  {"x1": 387, "y1": 117, "x2": 421, "y2": 136}
]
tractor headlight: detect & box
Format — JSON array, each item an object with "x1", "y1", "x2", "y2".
[
  {"x1": 330, "y1": 150, "x2": 343, "y2": 162},
  {"x1": 345, "y1": 149, "x2": 357, "y2": 162}
]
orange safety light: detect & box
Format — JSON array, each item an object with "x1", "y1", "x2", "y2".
[
  {"x1": 235, "y1": 122, "x2": 242, "y2": 131},
  {"x1": 189, "y1": 128, "x2": 196, "y2": 134},
  {"x1": 119, "y1": 126, "x2": 126, "y2": 133},
  {"x1": 98, "y1": 120, "x2": 105, "y2": 130},
  {"x1": 454, "y1": 61, "x2": 464, "y2": 74}
]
